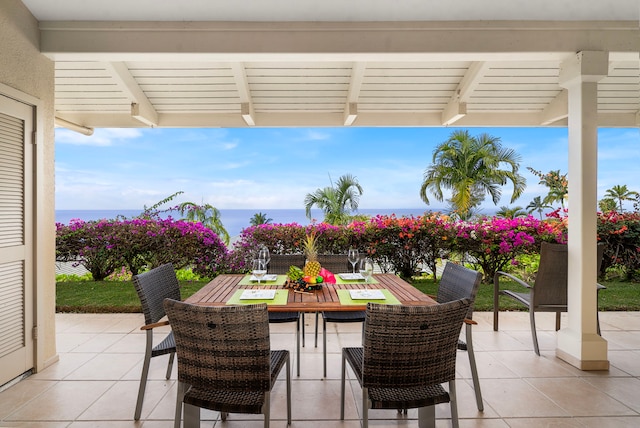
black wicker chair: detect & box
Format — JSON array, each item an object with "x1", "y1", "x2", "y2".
[
  {"x1": 313, "y1": 254, "x2": 366, "y2": 377},
  {"x1": 131, "y1": 263, "x2": 180, "y2": 420},
  {"x1": 267, "y1": 254, "x2": 305, "y2": 376},
  {"x1": 437, "y1": 262, "x2": 484, "y2": 411},
  {"x1": 164, "y1": 300, "x2": 291, "y2": 428},
  {"x1": 340, "y1": 300, "x2": 471, "y2": 428},
  {"x1": 494, "y1": 242, "x2": 605, "y2": 355}
]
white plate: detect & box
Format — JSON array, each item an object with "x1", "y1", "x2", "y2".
[
  {"x1": 338, "y1": 273, "x2": 364, "y2": 281},
  {"x1": 349, "y1": 289, "x2": 385, "y2": 300},
  {"x1": 240, "y1": 289, "x2": 276, "y2": 300},
  {"x1": 250, "y1": 274, "x2": 278, "y2": 281}
]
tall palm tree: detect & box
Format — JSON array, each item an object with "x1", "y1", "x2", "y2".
[
  {"x1": 420, "y1": 130, "x2": 526, "y2": 220},
  {"x1": 304, "y1": 174, "x2": 363, "y2": 225},
  {"x1": 604, "y1": 184, "x2": 639, "y2": 212},
  {"x1": 496, "y1": 206, "x2": 528, "y2": 219},
  {"x1": 178, "y1": 201, "x2": 230, "y2": 244},
  {"x1": 526, "y1": 196, "x2": 552, "y2": 219},
  {"x1": 250, "y1": 212, "x2": 272, "y2": 226}
]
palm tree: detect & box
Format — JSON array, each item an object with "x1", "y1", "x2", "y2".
[
  {"x1": 604, "y1": 185, "x2": 639, "y2": 212},
  {"x1": 178, "y1": 201, "x2": 230, "y2": 244},
  {"x1": 527, "y1": 168, "x2": 568, "y2": 208},
  {"x1": 526, "y1": 196, "x2": 552, "y2": 219},
  {"x1": 496, "y1": 206, "x2": 528, "y2": 219},
  {"x1": 598, "y1": 198, "x2": 617, "y2": 213},
  {"x1": 304, "y1": 174, "x2": 363, "y2": 225},
  {"x1": 250, "y1": 212, "x2": 272, "y2": 226},
  {"x1": 420, "y1": 130, "x2": 526, "y2": 220}
]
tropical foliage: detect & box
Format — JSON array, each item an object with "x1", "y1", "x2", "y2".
[
  {"x1": 304, "y1": 174, "x2": 364, "y2": 225},
  {"x1": 177, "y1": 201, "x2": 230, "y2": 244},
  {"x1": 250, "y1": 212, "x2": 273, "y2": 226},
  {"x1": 527, "y1": 168, "x2": 568, "y2": 208},
  {"x1": 420, "y1": 130, "x2": 526, "y2": 220},
  {"x1": 604, "y1": 185, "x2": 639, "y2": 212}
]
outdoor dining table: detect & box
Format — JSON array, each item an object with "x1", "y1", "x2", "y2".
[{"x1": 182, "y1": 273, "x2": 439, "y2": 428}]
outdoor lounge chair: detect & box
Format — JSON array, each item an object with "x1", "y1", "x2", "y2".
[
  {"x1": 493, "y1": 242, "x2": 605, "y2": 355},
  {"x1": 131, "y1": 263, "x2": 180, "y2": 420},
  {"x1": 437, "y1": 262, "x2": 484, "y2": 411},
  {"x1": 340, "y1": 300, "x2": 471, "y2": 428},
  {"x1": 313, "y1": 254, "x2": 366, "y2": 377},
  {"x1": 163, "y1": 300, "x2": 291, "y2": 428},
  {"x1": 266, "y1": 254, "x2": 305, "y2": 376}
]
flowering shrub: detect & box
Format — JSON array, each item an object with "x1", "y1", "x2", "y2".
[
  {"x1": 56, "y1": 217, "x2": 228, "y2": 280},
  {"x1": 451, "y1": 215, "x2": 562, "y2": 282},
  {"x1": 597, "y1": 211, "x2": 640, "y2": 280}
]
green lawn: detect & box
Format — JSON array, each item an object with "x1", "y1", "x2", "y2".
[{"x1": 56, "y1": 278, "x2": 639, "y2": 313}]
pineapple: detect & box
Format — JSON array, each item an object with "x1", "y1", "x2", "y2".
[{"x1": 303, "y1": 232, "x2": 321, "y2": 277}]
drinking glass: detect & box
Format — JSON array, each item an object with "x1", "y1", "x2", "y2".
[
  {"x1": 258, "y1": 245, "x2": 270, "y2": 266},
  {"x1": 359, "y1": 258, "x2": 373, "y2": 285},
  {"x1": 347, "y1": 248, "x2": 359, "y2": 273},
  {"x1": 252, "y1": 259, "x2": 267, "y2": 284}
]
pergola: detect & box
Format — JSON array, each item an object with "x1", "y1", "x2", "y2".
[{"x1": 0, "y1": 0, "x2": 639, "y2": 385}]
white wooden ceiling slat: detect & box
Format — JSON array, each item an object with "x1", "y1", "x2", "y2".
[
  {"x1": 55, "y1": 98, "x2": 128, "y2": 105},
  {"x1": 129, "y1": 68, "x2": 234, "y2": 77},
  {"x1": 246, "y1": 62, "x2": 353, "y2": 69},
  {"x1": 134, "y1": 77, "x2": 238, "y2": 85},
  {"x1": 245, "y1": 69, "x2": 352, "y2": 77},
  {"x1": 144, "y1": 91, "x2": 240, "y2": 98},
  {"x1": 365, "y1": 69, "x2": 468, "y2": 78},
  {"x1": 55, "y1": 77, "x2": 120, "y2": 85},
  {"x1": 248, "y1": 76, "x2": 351, "y2": 84},
  {"x1": 150, "y1": 98, "x2": 241, "y2": 105}
]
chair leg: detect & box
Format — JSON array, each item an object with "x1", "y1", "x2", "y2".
[
  {"x1": 362, "y1": 387, "x2": 369, "y2": 428},
  {"x1": 296, "y1": 317, "x2": 301, "y2": 377},
  {"x1": 134, "y1": 330, "x2": 153, "y2": 420},
  {"x1": 417, "y1": 405, "x2": 436, "y2": 428},
  {"x1": 166, "y1": 351, "x2": 175, "y2": 379},
  {"x1": 286, "y1": 353, "x2": 292, "y2": 425},
  {"x1": 174, "y1": 381, "x2": 185, "y2": 428},
  {"x1": 301, "y1": 312, "x2": 305, "y2": 347},
  {"x1": 263, "y1": 391, "x2": 270, "y2": 428},
  {"x1": 448, "y1": 380, "x2": 459, "y2": 428},
  {"x1": 340, "y1": 351, "x2": 346, "y2": 420},
  {"x1": 530, "y1": 309, "x2": 541, "y2": 356},
  {"x1": 315, "y1": 312, "x2": 319, "y2": 347},
  {"x1": 323, "y1": 317, "x2": 327, "y2": 377},
  {"x1": 465, "y1": 324, "x2": 484, "y2": 411}
]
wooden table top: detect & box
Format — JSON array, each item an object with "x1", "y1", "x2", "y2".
[{"x1": 185, "y1": 273, "x2": 436, "y2": 312}]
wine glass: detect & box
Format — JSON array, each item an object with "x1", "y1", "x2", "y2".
[
  {"x1": 257, "y1": 245, "x2": 270, "y2": 271},
  {"x1": 359, "y1": 258, "x2": 373, "y2": 285},
  {"x1": 252, "y1": 259, "x2": 267, "y2": 284},
  {"x1": 347, "y1": 248, "x2": 359, "y2": 274}
]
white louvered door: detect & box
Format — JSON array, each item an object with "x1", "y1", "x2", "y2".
[{"x1": 0, "y1": 94, "x2": 34, "y2": 386}]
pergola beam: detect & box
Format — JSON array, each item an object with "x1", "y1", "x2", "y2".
[
  {"x1": 104, "y1": 61, "x2": 158, "y2": 127},
  {"x1": 441, "y1": 61, "x2": 487, "y2": 125},
  {"x1": 230, "y1": 62, "x2": 255, "y2": 126},
  {"x1": 344, "y1": 62, "x2": 366, "y2": 126}
]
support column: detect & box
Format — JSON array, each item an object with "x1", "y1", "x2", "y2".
[{"x1": 556, "y1": 51, "x2": 609, "y2": 370}]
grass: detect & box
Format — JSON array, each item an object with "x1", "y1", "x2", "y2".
[{"x1": 56, "y1": 277, "x2": 639, "y2": 313}]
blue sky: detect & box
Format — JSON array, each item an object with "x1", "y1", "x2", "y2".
[{"x1": 54, "y1": 126, "x2": 640, "y2": 212}]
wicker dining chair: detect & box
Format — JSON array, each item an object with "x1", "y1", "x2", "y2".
[
  {"x1": 494, "y1": 242, "x2": 605, "y2": 355},
  {"x1": 266, "y1": 253, "x2": 305, "y2": 376},
  {"x1": 436, "y1": 262, "x2": 484, "y2": 411},
  {"x1": 163, "y1": 299, "x2": 291, "y2": 428},
  {"x1": 131, "y1": 263, "x2": 181, "y2": 420},
  {"x1": 313, "y1": 254, "x2": 366, "y2": 377},
  {"x1": 340, "y1": 300, "x2": 471, "y2": 428}
]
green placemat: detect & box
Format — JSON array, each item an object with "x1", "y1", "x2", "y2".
[
  {"x1": 334, "y1": 274, "x2": 379, "y2": 285},
  {"x1": 226, "y1": 289, "x2": 289, "y2": 306},
  {"x1": 238, "y1": 274, "x2": 287, "y2": 286},
  {"x1": 337, "y1": 289, "x2": 400, "y2": 306}
]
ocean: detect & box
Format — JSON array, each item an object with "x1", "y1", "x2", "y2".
[{"x1": 55, "y1": 208, "x2": 434, "y2": 238}]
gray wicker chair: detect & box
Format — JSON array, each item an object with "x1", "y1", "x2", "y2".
[
  {"x1": 493, "y1": 242, "x2": 605, "y2": 355},
  {"x1": 437, "y1": 262, "x2": 484, "y2": 411},
  {"x1": 163, "y1": 300, "x2": 291, "y2": 428},
  {"x1": 131, "y1": 263, "x2": 180, "y2": 420},
  {"x1": 313, "y1": 254, "x2": 366, "y2": 377},
  {"x1": 267, "y1": 254, "x2": 305, "y2": 376},
  {"x1": 340, "y1": 300, "x2": 471, "y2": 428}
]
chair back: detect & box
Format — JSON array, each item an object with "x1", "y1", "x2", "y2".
[
  {"x1": 269, "y1": 254, "x2": 305, "y2": 274},
  {"x1": 132, "y1": 263, "x2": 181, "y2": 325},
  {"x1": 361, "y1": 299, "x2": 470, "y2": 389},
  {"x1": 163, "y1": 299, "x2": 272, "y2": 392},
  {"x1": 437, "y1": 262, "x2": 482, "y2": 320},
  {"x1": 532, "y1": 242, "x2": 606, "y2": 309},
  {"x1": 316, "y1": 254, "x2": 350, "y2": 273}
]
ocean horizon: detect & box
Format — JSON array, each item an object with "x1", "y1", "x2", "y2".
[{"x1": 55, "y1": 208, "x2": 453, "y2": 238}]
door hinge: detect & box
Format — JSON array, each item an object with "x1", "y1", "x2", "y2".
[{"x1": 32, "y1": 326, "x2": 38, "y2": 340}]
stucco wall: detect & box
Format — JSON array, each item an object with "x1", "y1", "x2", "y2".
[{"x1": 0, "y1": 0, "x2": 57, "y2": 370}]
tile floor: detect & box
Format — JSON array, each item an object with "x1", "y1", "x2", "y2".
[{"x1": 1, "y1": 311, "x2": 639, "y2": 427}]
